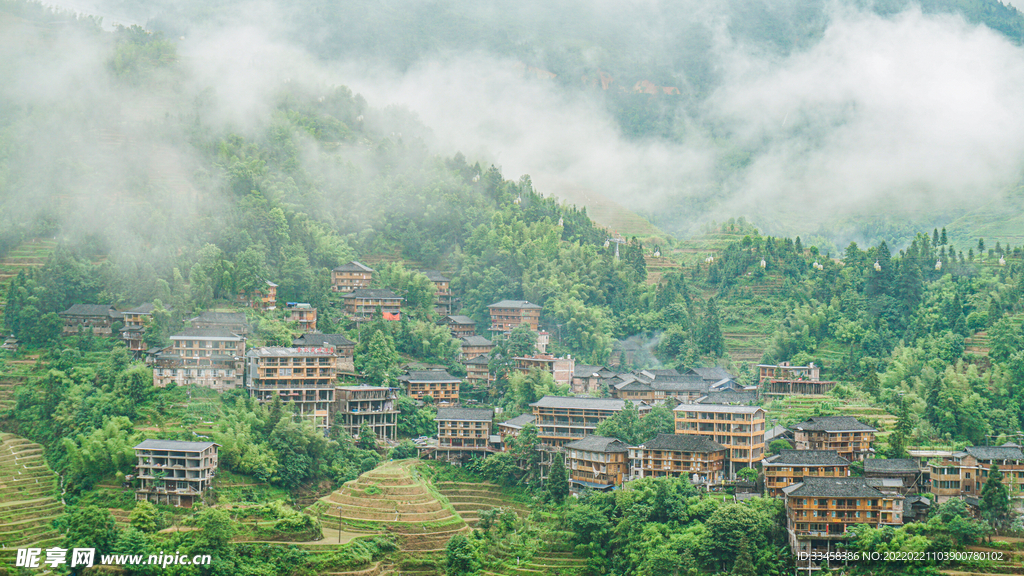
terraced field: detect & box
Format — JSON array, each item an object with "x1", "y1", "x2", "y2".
[
  {"x1": 311, "y1": 460, "x2": 469, "y2": 576},
  {"x1": 431, "y1": 481, "x2": 530, "y2": 527},
  {"x1": 0, "y1": 239, "x2": 56, "y2": 314},
  {"x1": 763, "y1": 395, "x2": 896, "y2": 438},
  {"x1": 0, "y1": 433, "x2": 63, "y2": 562},
  {"x1": 478, "y1": 529, "x2": 588, "y2": 576}
]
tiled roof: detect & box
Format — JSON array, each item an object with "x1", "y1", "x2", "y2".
[
  {"x1": 420, "y1": 270, "x2": 449, "y2": 282},
  {"x1": 673, "y1": 404, "x2": 763, "y2": 414},
  {"x1": 190, "y1": 311, "x2": 248, "y2": 325},
  {"x1": 500, "y1": 414, "x2": 536, "y2": 429},
  {"x1": 487, "y1": 300, "x2": 541, "y2": 309},
  {"x1": 436, "y1": 408, "x2": 493, "y2": 421},
  {"x1": 864, "y1": 458, "x2": 919, "y2": 473},
  {"x1": 639, "y1": 433, "x2": 725, "y2": 453},
  {"x1": 763, "y1": 450, "x2": 849, "y2": 467},
  {"x1": 565, "y1": 435, "x2": 629, "y2": 453},
  {"x1": 530, "y1": 396, "x2": 628, "y2": 411},
  {"x1": 443, "y1": 315, "x2": 476, "y2": 325},
  {"x1": 60, "y1": 304, "x2": 119, "y2": 318},
  {"x1": 964, "y1": 445, "x2": 1024, "y2": 461},
  {"x1": 333, "y1": 261, "x2": 373, "y2": 272},
  {"x1": 463, "y1": 354, "x2": 491, "y2": 365},
  {"x1": 697, "y1": 391, "x2": 758, "y2": 405},
  {"x1": 292, "y1": 333, "x2": 355, "y2": 348},
  {"x1": 170, "y1": 328, "x2": 242, "y2": 339},
  {"x1": 135, "y1": 439, "x2": 218, "y2": 452},
  {"x1": 403, "y1": 370, "x2": 461, "y2": 383},
  {"x1": 460, "y1": 336, "x2": 493, "y2": 347},
  {"x1": 125, "y1": 303, "x2": 156, "y2": 314},
  {"x1": 783, "y1": 477, "x2": 888, "y2": 498},
  {"x1": 247, "y1": 347, "x2": 337, "y2": 357},
  {"x1": 791, "y1": 416, "x2": 877, "y2": 432},
  {"x1": 573, "y1": 364, "x2": 607, "y2": 378},
  {"x1": 686, "y1": 367, "x2": 735, "y2": 381},
  {"x1": 343, "y1": 288, "x2": 401, "y2": 300}
]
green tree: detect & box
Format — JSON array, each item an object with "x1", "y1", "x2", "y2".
[
  {"x1": 980, "y1": 464, "x2": 1011, "y2": 531},
  {"x1": 547, "y1": 454, "x2": 569, "y2": 504},
  {"x1": 698, "y1": 298, "x2": 725, "y2": 357},
  {"x1": 357, "y1": 421, "x2": 378, "y2": 450},
  {"x1": 768, "y1": 439, "x2": 792, "y2": 455},
  {"x1": 736, "y1": 467, "x2": 758, "y2": 483},
  {"x1": 444, "y1": 533, "x2": 478, "y2": 576},
  {"x1": 64, "y1": 505, "x2": 118, "y2": 552},
  {"x1": 128, "y1": 500, "x2": 160, "y2": 533},
  {"x1": 361, "y1": 330, "x2": 400, "y2": 386}
]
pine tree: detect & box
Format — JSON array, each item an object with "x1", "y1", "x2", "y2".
[
  {"x1": 699, "y1": 298, "x2": 725, "y2": 357},
  {"x1": 933, "y1": 228, "x2": 940, "y2": 246},
  {"x1": 546, "y1": 454, "x2": 570, "y2": 503},
  {"x1": 980, "y1": 464, "x2": 1010, "y2": 531},
  {"x1": 940, "y1": 227, "x2": 948, "y2": 245},
  {"x1": 732, "y1": 536, "x2": 757, "y2": 576}
]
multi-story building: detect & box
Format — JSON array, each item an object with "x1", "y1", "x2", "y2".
[
  {"x1": 189, "y1": 310, "x2": 250, "y2": 336},
  {"x1": 421, "y1": 270, "x2": 452, "y2": 315},
  {"x1": 571, "y1": 365, "x2": 614, "y2": 394},
  {"x1": 674, "y1": 404, "x2": 766, "y2": 476},
  {"x1": 757, "y1": 362, "x2": 820, "y2": 382},
  {"x1": 463, "y1": 354, "x2": 492, "y2": 388},
  {"x1": 343, "y1": 288, "x2": 403, "y2": 321},
  {"x1": 58, "y1": 304, "x2": 121, "y2": 336},
  {"x1": 331, "y1": 261, "x2": 374, "y2": 293},
  {"x1": 530, "y1": 396, "x2": 650, "y2": 448},
  {"x1": 433, "y1": 407, "x2": 494, "y2": 461},
  {"x1": 152, "y1": 328, "x2": 246, "y2": 392},
  {"x1": 758, "y1": 361, "x2": 836, "y2": 396},
  {"x1": 285, "y1": 302, "x2": 317, "y2": 332},
  {"x1": 928, "y1": 445, "x2": 1024, "y2": 501},
  {"x1": 791, "y1": 417, "x2": 876, "y2": 462},
  {"x1": 292, "y1": 333, "x2": 356, "y2": 372},
  {"x1": 334, "y1": 386, "x2": 398, "y2": 441},
  {"x1": 441, "y1": 315, "x2": 477, "y2": 339},
  {"x1": 487, "y1": 300, "x2": 541, "y2": 333},
  {"x1": 460, "y1": 335, "x2": 494, "y2": 359},
  {"x1": 785, "y1": 477, "x2": 904, "y2": 573},
  {"x1": 863, "y1": 458, "x2": 924, "y2": 494},
  {"x1": 121, "y1": 302, "x2": 156, "y2": 356},
  {"x1": 514, "y1": 354, "x2": 575, "y2": 387},
  {"x1": 401, "y1": 370, "x2": 461, "y2": 403},
  {"x1": 762, "y1": 450, "x2": 850, "y2": 497},
  {"x1": 497, "y1": 414, "x2": 536, "y2": 448},
  {"x1": 239, "y1": 280, "x2": 278, "y2": 311},
  {"x1": 629, "y1": 433, "x2": 727, "y2": 484},
  {"x1": 565, "y1": 435, "x2": 630, "y2": 491},
  {"x1": 246, "y1": 346, "x2": 340, "y2": 432},
  {"x1": 609, "y1": 372, "x2": 710, "y2": 403},
  {"x1": 134, "y1": 440, "x2": 218, "y2": 508}
]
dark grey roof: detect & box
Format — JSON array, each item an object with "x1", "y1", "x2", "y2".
[
  {"x1": 125, "y1": 303, "x2": 156, "y2": 314},
  {"x1": 565, "y1": 435, "x2": 629, "y2": 453},
  {"x1": 500, "y1": 414, "x2": 536, "y2": 429},
  {"x1": 443, "y1": 315, "x2": 476, "y2": 325},
  {"x1": 403, "y1": 370, "x2": 461, "y2": 383},
  {"x1": 487, "y1": 300, "x2": 541, "y2": 309},
  {"x1": 964, "y1": 445, "x2": 1024, "y2": 461},
  {"x1": 530, "y1": 396, "x2": 629, "y2": 411},
  {"x1": 171, "y1": 328, "x2": 242, "y2": 339},
  {"x1": 646, "y1": 369, "x2": 680, "y2": 376},
  {"x1": 614, "y1": 381, "x2": 651, "y2": 391},
  {"x1": 460, "y1": 336, "x2": 493, "y2": 347},
  {"x1": 463, "y1": 354, "x2": 491, "y2": 365},
  {"x1": 864, "y1": 458, "x2": 920, "y2": 473},
  {"x1": 764, "y1": 450, "x2": 849, "y2": 467},
  {"x1": 292, "y1": 333, "x2": 355, "y2": 348},
  {"x1": 865, "y1": 478, "x2": 904, "y2": 489},
  {"x1": 639, "y1": 433, "x2": 726, "y2": 453},
  {"x1": 189, "y1": 311, "x2": 248, "y2": 325},
  {"x1": 791, "y1": 416, "x2": 877, "y2": 432},
  {"x1": 765, "y1": 426, "x2": 792, "y2": 443},
  {"x1": 697, "y1": 390, "x2": 758, "y2": 405},
  {"x1": 333, "y1": 261, "x2": 373, "y2": 272},
  {"x1": 573, "y1": 364, "x2": 607, "y2": 378},
  {"x1": 420, "y1": 270, "x2": 449, "y2": 282},
  {"x1": 343, "y1": 288, "x2": 401, "y2": 300},
  {"x1": 60, "y1": 304, "x2": 119, "y2": 318},
  {"x1": 135, "y1": 439, "x2": 218, "y2": 452},
  {"x1": 783, "y1": 477, "x2": 888, "y2": 498},
  {"x1": 436, "y1": 407, "x2": 493, "y2": 421},
  {"x1": 651, "y1": 378, "x2": 709, "y2": 393},
  {"x1": 248, "y1": 347, "x2": 337, "y2": 358},
  {"x1": 686, "y1": 367, "x2": 735, "y2": 381},
  {"x1": 904, "y1": 495, "x2": 931, "y2": 515}
]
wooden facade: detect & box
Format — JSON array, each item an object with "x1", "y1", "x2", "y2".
[
  {"x1": 629, "y1": 433, "x2": 727, "y2": 485},
  {"x1": 928, "y1": 445, "x2": 1024, "y2": 501},
  {"x1": 674, "y1": 404, "x2": 766, "y2": 476},
  {"x1": 152, "y1": 328, "x2": 245, "y2": 392},
  {"x1": 530, "y1": 396, "x2": 649, "y2": 448},
  {"x1": 246, "y1": 346, "x2": 340, "y2": 432},
  {"x1": 762, "y1": 450, "x2": 850, "y2": 497},
  {"x1": 285, "y1": 302, "x2": 317, "y2": 332},
  {"x1": 421, "y1": 270, "x2": 452, "y2": 315},
  {"x1": 487, "y1": 300, "x2": 541, "y2": 333},
  {"x1": 342, "y1": 289, "x2": 402, "y2": 321},
  {"x1": 791, "y1": 417, "x2": 876, "y2": 462},
  {"x1": 442, "y1": 315, "x2": 477, "y2": 339},
  {"x1": 566, "y1": 435, "x2": 630, "y2": 491},
  {"x1": 59, "y1": 304, "x2": 120, "y2": 336},
  {"x1": 401, "y1": 370, "x2": 461, "y2": 403},
  {"x1": 331, "y1": 261, "x2": 373, "y2": 293},
  {"x1": 434, "y1": 407, "x2": 494, "y2": 462}
]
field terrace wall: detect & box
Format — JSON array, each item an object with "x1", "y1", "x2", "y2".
[
  {"x1": 674, "y1": 404, "x2": 766, "y2": 477},
  {"x1": 530, "y1": 396, "x2": 650, "y2": 449},
  {"x1": 246, "y1": 346, "x2": 341, "y2": 432},
  {"x1": 791, "y1": 416, "x2": 877, "y2": 462},
  {"x1": 762, "y1": 450, "x2": 850, "y2": 497},
  {"x1": 151, "y1": 328, "x2": 245, "y2": 392},
  {"x1": 565, "y1": 435, "x2": 629, "y2": 492},
  {"x1": 134, "y1": 440, "x2": 218, "y2": 508},
  {"x1": 629, "y1": 433, "x2": 727, "y2": 485},
  {"x1": 331, "y1": 261, "x2": 373, "y2": 293},
  {"x1": 334, "y1": 386, "x2": 398, "y2": 441}
]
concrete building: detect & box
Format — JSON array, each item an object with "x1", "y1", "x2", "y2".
[
  {"x1": 674, "y1": 404, "x2": 766, "y2": 476},
  {"x1": 762, "y1": 450, "x2": 850, "y2": 497},
  {"x1": 246, "y1": 346, "x2": 340, "y2": 432},
  {"x1": 152, "y1": 328, "x2": 245, "y2": 392},
  {"x1": 334, "y1": 386, "x2": 398, "y2": 441},
  {"x1": 514, "y1": 354, "x2": 575, "y2": 387},
  {"x1": 134, "y1": 440, "x2": 218, "y2": 508},
  {"x1": 565, "y1": 435, "x2": 630, "y2": 492},
  {"x1": 791, "y1": 417, "x2": 876, "y2": 462},
  {"x1": 629, "y1": 433, "x2": 727, "y2": 484}
]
